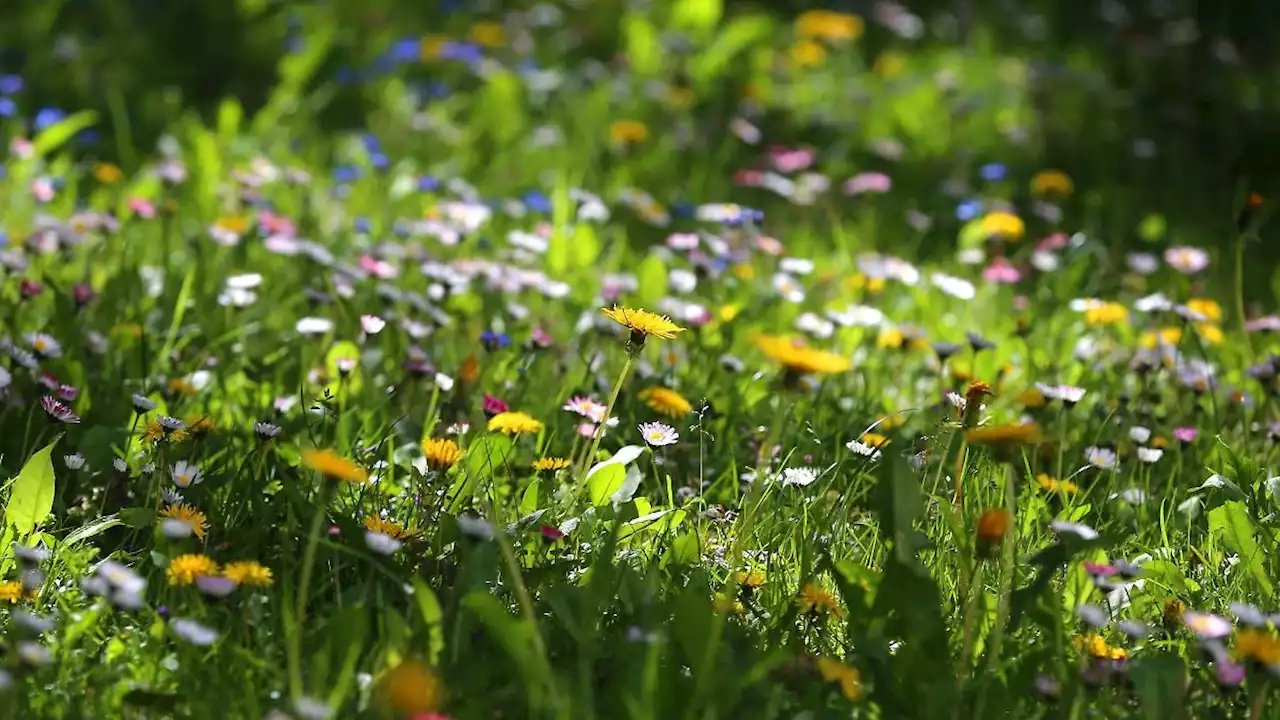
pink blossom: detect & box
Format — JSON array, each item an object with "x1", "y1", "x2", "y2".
[
  {"x1": 734, "y1": 169, "x2": 764, "y2": 187},
  {"x1": 30, "y1": 178, "x2": 54, "y2": 203},
  {"x1": 128, "y1": 197, "x2": 157, "y2": 219},
  {"x1": 258, "y1": 211, "x2": 296, "y2": 237},
  {"x1": 754, "y1": 235, "x2": 784, "y2": 256},
  {"x1": 359, "y1": 255, "x2": 398, "y2": 279},
  {"x1": 1037, "y1": 232, "x2": 1069, "y2": 251},
  {"x1": 9, "y1": 137, "x2": 33, "y2": 159},
  {"x1": 769, "y1": 146, "x2": 816, "y2": 173},
  {"x1": 1173, "y1": 427, "x2": 1198, "y2": 443},
  {"x1": 665, "y1": 233, "x2": 700, "y2": 251},
  {"x1": 842, "y1": 171, "x2": 892, "y2": 195},
  {"x1": 983, "y1": 257, "x2": 1021, "y2": 284}
]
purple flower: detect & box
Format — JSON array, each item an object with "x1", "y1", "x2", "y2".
[
  {"x1": 1216, "y1": 660, "x2": 1246, "y2": 688},
  {"x1": 1173, "y1": 427, "x2": 1199, "y2": 444}
]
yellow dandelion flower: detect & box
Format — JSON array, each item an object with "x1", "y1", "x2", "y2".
[
  {"x1": 873, "y1": 51, "x2": 906, "y2": 78},
  {"x1": 93, "y1": 162, "x2": 124, "y2": 185},
  {"x1": 1186, "y1": 298, "x2": 1222, "y2": 322},
  {"x1": 161, "y1": 503, "x2": 208, "y2": 539},
  {"x1": 795, "y1": 10, "x2": 865, "y2": 41},
  {"x1": 731, "y1": 571, "x2": 766, "y2": 589},
  {"x1": 422, "y1": 437, "x2": 464, "y2": 470},
  {"x1": 468, "y1": 20, "x2": 506, "y2": 47},
  {"x1": 718, "y1": 305, "x2": 740, "y2": 323},
  {"x1": 789, "y1": 40, "x2": 828, "y2": 67},
  {"x1": 1140, "y1": 327, "x2": 1182, "y2": 348},
  {"x1": 1196, "y1": 323, "x2": 1224, "y2": 345},
  {"x1": 301, "y1": 449, "x2": 369, "y2": 484},
  {"x1": 638, "y1": 387, "x2": 693, "y2": 418},
  {"x1": 1074, "y1": 634, "x2": 1127, "y2": 661},
  {"x1": 213, "y1": 215, "x2": 250, "y2": 235},
  {"x1": 752, "y1": 334, "x2": 851, "y2": 375},
  {"x1": 1035, "y1": 473, "x2": 1078, "y2": 496},
  {"x1": 877, "y1": 327, "x2": 904, "y2": 349},
  {"x1": 365, "y1": 516, "x2": 417, "y2": 540},
  {"x1": 1235, "y1": 630, "x2": 1280, "y2": 666},
  {"x1": 601, "y1": 306, "x2": 686, "y2": 340},
  {"x1": 732, "y1": 264, "x2": 755, "y2": 281},
  {"x1": 1084, "y1": 302, "x2": 1128, "y2": 326},
  {"x1": 1030, "y1": 170, "x2": 1073, "y2": 197},
  {"x1": 142, "y1": 419, "x2": 166, "y2": 444},
  {"x1": 222, "y1": 560, "x2": 274, "y2": 587},
  {"x1": 168, "y1": 378, "x2": 196, "y2": 397},
  {"x1": 382, "y1": 657, "x2": 443, "y2": 715},
  {"x1": 0, "y1": 581, "x2": 25, "y2": 603},
  {"x1": 860, "y1": 432, "x2": 890, "y2": 448},
  {"x1": 815, "y1": 657, "x2": 862, "y2": 701},
  {"x1": 488, "y1": 411, "x2": 544, "y2": 436},
  {"x1": 532, "y1": 457, "x2": 572, "y2": 472},
  {"x1": 167, "y1": 554, "x2": 219, "y2": 586},
  {"x1": 965, "y1": 422, "x2": 1044, "y2": 447},
  {"x1": 609, "y1": 120, "x2": 649, "y2": 144},
  {"x1": 980, "y1": 211, "x2": 1025, "y2": 240},
  {"x1": 799, "y1": 583, "x2": 845, "y2": 618}
]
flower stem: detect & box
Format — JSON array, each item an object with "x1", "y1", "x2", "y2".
[
  {"x1": 578, "y1": 355, "x2": 633, "y2": 481},
  {"x1": 288, "y1": 477, "x2": 333, "y2": 700}
]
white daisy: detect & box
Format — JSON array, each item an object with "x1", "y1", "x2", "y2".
[
  {"x1": 639, "y1": 422, "x2": 679, "y2": 447},
  {"x1": 781, "y1": 467, "x2": 818, "y2": 487},
  {"x1": 171, "y1": 460, "x2": 203, "y2": 488}
]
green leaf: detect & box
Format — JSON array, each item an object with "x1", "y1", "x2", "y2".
[
  {"x1": 667, "y1": 533, "x2": 701, "y2": 565},
  {"x1": 1130, "y1": 653, "x2": 1186, "y2": 720},
  {"x1": 637, "y1": 253, "x2": 669, "y2": 307},
  {"x1": 519, "y1": 479, "x2": 541, "y2": 516},
  {"x1": 669, "y1": 0, "x2": 723, "y2": 36},
  {"x1": 571, "y1": 224, "x2": 601, "y2": 270},
  {"x1": 1209, "y1": 501, "x2": 1274, "y2": 597},
  {"x1": 120, "y1": 507, "x2": 156, "y2": 530},
  {"x1": 464, "y1": 435, "x2": 514, "y2": 484},
  {"x1": 462, "y1": 590, "x2": 552, "y2": 702},
  {"x1": 6, "y1": 438, "x2": 59, "y2": 535},
  {"x1": 33, "y1": 111, "x2": 98, "y2": 157},
  {"x1": 324, "y1": 341, "x2": 363, "y2": 396},
  {"x1": 690, "y1": 15, "x2": 773, "y2": 88},
  {"x1": 63, "y1": 515, "x2": 123, "y2": 546},
  {"x1": 587, "y1": 465, "x2": 626, "y2": 507},
  {"x1": 411, "y1": 578, "x2": 446, "y2": 666},
  {"x1": 623, "y1": 16, "x2": 662, "y2": 76},
  {"x1": 216, "y1": 98, "x2": 243, "y2": 146}
]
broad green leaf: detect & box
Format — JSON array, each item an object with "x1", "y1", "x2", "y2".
[
  {"x1": 411, "y1": 578, "x2": 446, "y2": 666},
  {"x1": 690, "y1": 15, "x2": 773, "y2": 87},
  {"x1": 571, "y1": 223, "x2": 601, "y2": 269},
  {"x1": 1130, "y1": 653, "x2": 1186, "y2": 720},
  {"x1": 669, "y1": 0, "x2": 723, "y2": 36},
  {"x1": 637, "y1": 253, "x2": 669, "y2": 307},
  {"x1": 6, "y1": 438, "x2": 59, "y2": 534},
  {"x1": 216, "y1": 98, "x2": 243, "y2": 146},
  {"x1": 623, "y1": 16, "x2": 662, "y2": 76},
  {"x1": 520, "y1": 479, "x2": 541, "y2": 516},
  {"x1": 324, "y1": 341, "x2": 363, "y2": 396},
  {"x1": 587, "y1": 465, "x2": 626, "y2": 506},
  {"x1": 33, "y1": 111, "x2": 98, "y2": 157},
  {"x1": 1209, "y1": 501, "x2": 1274, "y2": 597}
]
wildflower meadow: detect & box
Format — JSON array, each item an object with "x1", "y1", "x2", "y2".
[{"x1": 4, "y1": 0, "x2": 1280, "y2": 717}]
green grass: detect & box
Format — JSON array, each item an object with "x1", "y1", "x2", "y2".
[{"x1": 0, "y1": 3, "x2": 1278, "y2": 718}]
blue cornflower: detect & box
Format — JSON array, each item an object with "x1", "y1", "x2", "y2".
[
  {"x1": 480, "y1": 330, "x2": 511, "y2": 351},
  {"x1": 418, "y1": 176, "x2": 440, "y2": 192},
  {"x1": 671, "y1": 201, "x2": 695, "y2": 219},
  {"x1": 523, "y1": 190, "x2": 551, "y2": 214},
  {"x1": 979, "y1": 163, "x2": 1006, "y2": 181},
  {"x1": 333, "y1": 166, "x2": 360, "y2": 184},
  {"x1": 0, "y1": 74, "x2": 22, "y2": 95},
  {"x1": 33, "y1": 108, "x2": 65, "y2": 132},
  {"x1": 354, "y1": 217, "x2": 372, "y2": 234},
  {"x1": 0, "y1": 98, "x2": 15, "y2": 117},
  {"x1": 370, "y1": 153, "x2": 389, "y2": 170},
  {"x1": 956, "y1": 199, "x2": 982, "y2": 220},
  {"x1": 439, "y1": 42, "x2": 483, "y2": 64},
  {"x1": 389, "y1": 37, "x2": 421, "y2": 63}
]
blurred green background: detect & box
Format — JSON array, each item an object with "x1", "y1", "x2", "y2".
[{"x1": 4, "y1": 0, "x2": 1279, "y2": 263}]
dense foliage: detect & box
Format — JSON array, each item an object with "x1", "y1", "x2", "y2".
[{"x1": 0, "y1": 1, "x2": 1279, "y2": 718}]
